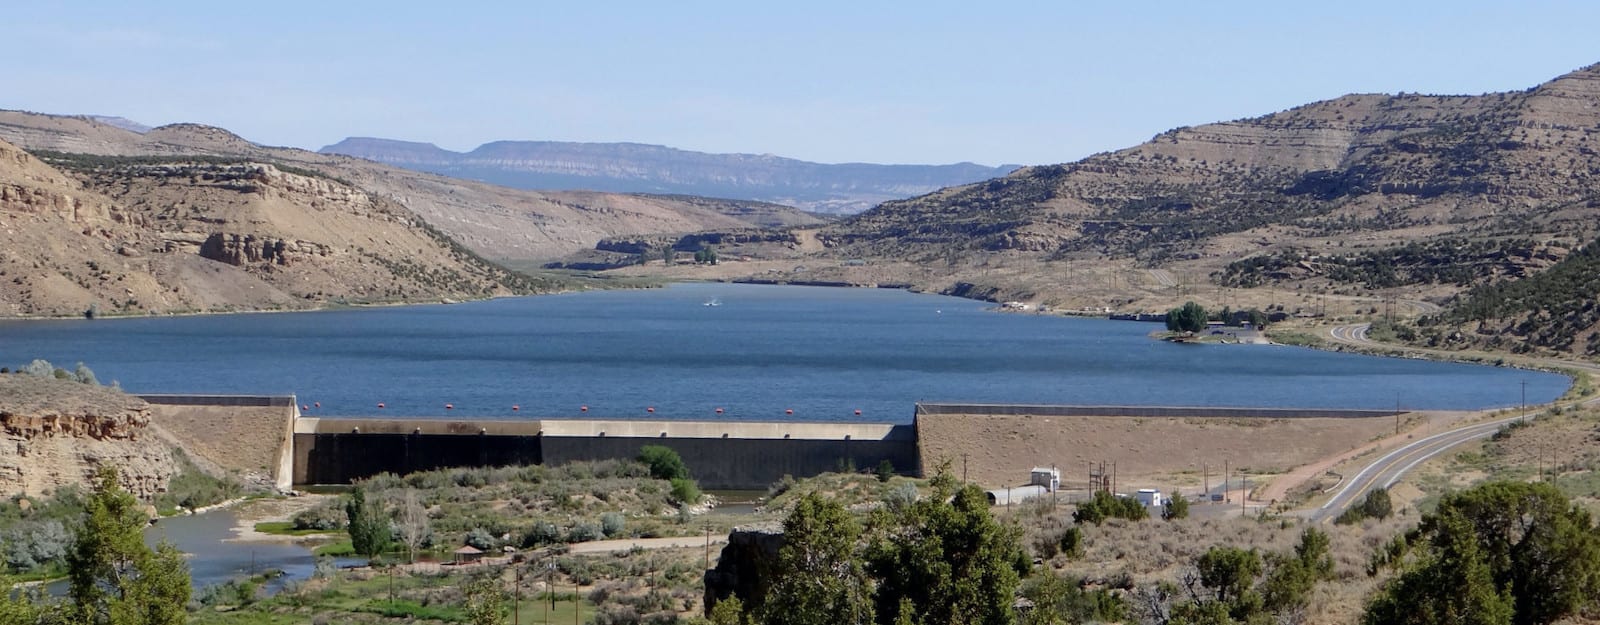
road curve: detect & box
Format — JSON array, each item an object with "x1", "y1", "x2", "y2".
[
  {"x1": 1311, "y1": 413, "x2": 1526, "y2": 523},
  {"x1": 1307, "y1": 322, "x2": 1600, "y2": 521}
]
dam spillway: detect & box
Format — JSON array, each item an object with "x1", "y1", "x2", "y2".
[{"x1": 293, "y1": 416, "x2": 919, "y2": 490}]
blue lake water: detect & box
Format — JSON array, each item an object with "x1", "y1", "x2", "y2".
[{"x1": 0, "y1": 283, "x2": 1568, "y2": 422}]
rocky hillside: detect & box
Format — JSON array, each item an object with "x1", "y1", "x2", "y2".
[
  {"x1": 0, "y1": 374, "x2": 176, "y2": 499},
  {"x1": 321, "y1": 137, "x2": 1018, "y2": 214},
  {"x1": 1417, "y1": 233, "x2": 1600, "y2": 356},
  {"x1": 798, "y1": 64, "x2": 1600, "y2": 342},
  {"x1": 0, "y1": 111, "x2": 822, "y2": 266},
  {"x1": 0, "y1": 138, "x2": 535, "y2": 316}
]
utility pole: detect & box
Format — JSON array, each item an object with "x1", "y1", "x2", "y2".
[
  {"x1": 704, "y1": 522, "x2": 712, "y2": 571},
  {"x1": 1203, "y1": 463, "x2": 1209, "y2": 504},
  {"x1": 1521, "y1": 379, "x2": 1528, "y2": 424},
  {"x1": 1224, "y1": 460, "x2": 1229, "y2": 503},
  {"x1": 1395, "y1": 392, "x2": 1402, "y2": 436},
  {"x1": 961, "y1": 453, "x2": 969, "y2": 483}
]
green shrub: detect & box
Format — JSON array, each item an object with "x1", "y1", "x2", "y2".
[
  {"x1": 567, "y1": 523, "x2": 603, "y2": 543},
  {"x1": 639, "y1": 446, "x2": 690, "y2": 480},
  {"x1": 291, "y1": 502, "x2": 346, "y2": 531},
  {"x1": 1163, "y1": 493, "x2": 1190, "y2": 520},
  {"x1": 876, "y1": 460, "x2": 896, "y2": 482},
  {"x1": 1072, "y1": 491, "x2": 1149, "y2": 525},
  {"x1": 1335, "y1": 487, "x2": 1392, "y2": 525},
  {"x1": 669, "y1": 478, "x2": 700, "y2": 505},
  {"x1": 600, "y1": 513, "x2": 626, "y2": 538},
  {"x1": 521, "y1": 522, "x2": 561, "y2": 548}
]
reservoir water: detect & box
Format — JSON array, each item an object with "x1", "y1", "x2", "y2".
[{"x1": 0, "y1": 283, "x2": 1568, "y2": 421}]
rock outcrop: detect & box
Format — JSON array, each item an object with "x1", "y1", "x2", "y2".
[
  {"x1": 703, "y1": 523, "x2": 784, "y2": 616},
  {"x1": 0, "y1": 374, "x2": 177, "y2": 499}
]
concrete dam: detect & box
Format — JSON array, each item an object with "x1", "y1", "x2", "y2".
[
  {"x1": 294, "y1": 417, "x2": 918, "y2": 490},
  {"x1": 140, "y1": 395, "x2": 1401, "y2": 491}
]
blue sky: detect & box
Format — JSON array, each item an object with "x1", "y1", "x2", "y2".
[{"x1": 4, "y1": 2, "x2": 1598, "y2": 166}]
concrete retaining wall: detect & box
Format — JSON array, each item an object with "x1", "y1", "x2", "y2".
[
  {"x1": 915, "y1": 403, "x2": 1400, "y2": 419},
  {"x1": 138, "y1": 394, "x2": 294, "y2": 407},
  {"x1": 291, "y1": 418, "x2": 918, "y2": 489}
]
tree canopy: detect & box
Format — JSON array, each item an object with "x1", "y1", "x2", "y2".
[
  {"x1": 67, "y1": 466, "x2": 191, "y2": 625},
  {"x1": 1364, "y1": 481, "x2": 1600, "y2": 625},
  {"x1": 1166, "y1": 301, "x2": 1208, "y2": 334}
]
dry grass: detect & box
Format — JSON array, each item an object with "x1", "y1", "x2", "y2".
[
  {"x1": 918, "y1": 413, "x2": 1396, "y2": 494},
  {"x1": 145, "y1": 403, "x2": 291, "y2": 478},
  {"x1": 1002, "y1": 499, "x2": 1414, "y2": 625},
  {"x1": 0, "y1": 372, "x2": 145, "y2": 416}
]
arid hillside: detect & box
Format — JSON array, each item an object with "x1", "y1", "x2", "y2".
[
  {"x1": 0, "y1": 138, "x2": 533, "y2": 316},
  {"x1": 707, "y1": 63, "x2": 1600, "y2": 353},
  {"x1": 0, "y1": 111, "x2": 822, "y2": 262}
]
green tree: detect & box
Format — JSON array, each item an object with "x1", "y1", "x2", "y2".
[
  {"x1": 67, "y1": 466, "x2": 191, "y2": 625},
  {"x1": 760, "y1": 493, "x2": 874, "y2": 625},
  {"x1": 867, "y1": 471, "x2": 1022, "y2": 625},
  {"x1": 639, "y1": 445, "x2": 691, "y2": 480},
  {"x1": 1363, "y1": 513, "x2": 1512, "y2": 625},
  {"x1": 1163, "y1": 492, "x2": 1190, "y2": 521},
  {"x1": 1021, "y1": 571, "x2": 1126, "y2": 625},
  {"x1": 345, "y1": 486, "x2": 391, "y2": 557},
  {"x1": 1366, "y1": 481, "x2": 1600, "y2": 625},
  {"x1": 463, "y1": 577, "x2": 508, "y2": 625},
  {"x1": 1195, "y1": 547, "x2": 1262, "y2": 607},
  {"x1": 1263, "y1": 528, "x2": 1334, "y2": 614},
  {"x1": 1166, "y1": 301, "x2": 1209, "y2": 334},
  {"x1": 876, "y1": 460, "x2": 896, "y2": 483},
  {"x1": 709, "y1": 595, "x2": 747, "y2": 625},
  {"x1": 1337, "y1": 487, "x2": 1393, "y2": 524}
]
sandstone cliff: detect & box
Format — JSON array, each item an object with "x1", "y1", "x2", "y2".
[
  {"x1": 0, "y1": 112, "x2": 822, "y2": 265},
  {"x1": 791, "y1": 63, "x2": 1600, "y2": 337},
  {"x1": 0, "y1": 139, "x2": 536, "y2": 316},
  {"x1": 0, "y1": 375, "x2": 176, "y2": 499}
]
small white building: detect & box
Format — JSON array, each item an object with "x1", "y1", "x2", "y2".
[
  {"x1": 986, "y1": 485, "x2": 1049, "y2": 506},
  {"x1": 1136, "y1": 488, "x2": 1164, "y2": 508},
  {"x1": 1030, "y1": 467, "x2": 1061, "y2": 492}
]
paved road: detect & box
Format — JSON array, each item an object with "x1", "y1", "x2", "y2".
[
  {"x1": 1306, "y1": 322, "x2": 1600, "y2": 521},
  {"x1": 565, "y1": 535, "x2": 725, "y2": 555},
  {"x1": 1310, "y1": 413, "x2": 1526, "y2": 523},
  {"x1": 1146, "y1": 269, "x2": 1177, "y2": 288}
]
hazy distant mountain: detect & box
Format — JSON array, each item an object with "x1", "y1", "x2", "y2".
[
  {"x1": 320, "y1": 138, "x2": 1020, "y2": 214},
  {"x1": 82, "y1": 115, "x2": 151, "y2": 133}
]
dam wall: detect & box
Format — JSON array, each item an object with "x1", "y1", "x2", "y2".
[
  {"x1": 144, "y1": 398, "x2": 1400, "y2": 492},
  {"x1": 914, "y1": 403, "x2": 1401, "y2": 419},
  {"x1": 139, "y1": 394, "x2": 297, "y2": 492},
  {"x1": 293, "y1": 418, "x2": 918, "y2": 489}
]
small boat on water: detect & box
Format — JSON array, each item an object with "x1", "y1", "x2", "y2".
[{"x1": 703, "y1": 298, "x2": 722, "y2": 307}]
